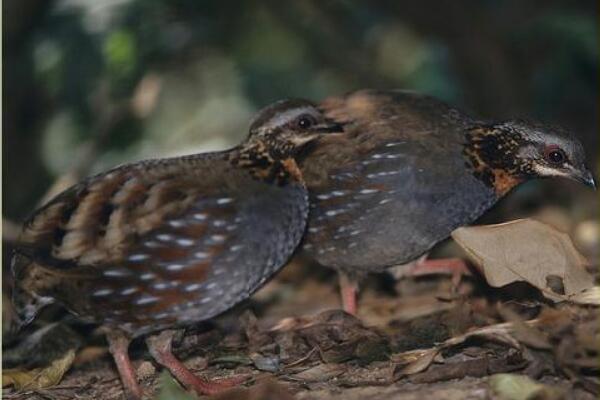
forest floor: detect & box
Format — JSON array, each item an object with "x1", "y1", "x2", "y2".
[{"x1": 3, "y1": 253, "x2": 598, "y2": 400}]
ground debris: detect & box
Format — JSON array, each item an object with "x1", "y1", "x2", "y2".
[
  {"x1": 251, "y1": 310, "x2": 391, "y2": 367},
  {"x1": 3, "y1": 242, "x2": 599, "y2": 399},
  {"x1": 489, "y1": 373, "x2": 566, "y2": 400},
  {"x1": 2, "y1": 350, "x2": 76, "y2": 391}
]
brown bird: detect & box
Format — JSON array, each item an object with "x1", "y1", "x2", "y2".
[
  {"x1": 298, "y1": 89, "x2": 595, "y2": 314},
  {"x1": 11, "y1": 99, "x2": 342, "y2": 399}
]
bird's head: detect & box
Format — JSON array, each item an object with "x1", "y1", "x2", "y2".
[
  {"x1": 465, "y1": 120, "x2": 595, "y2": 195},
  {"x1": 246, "y1": 99, "x2": 343, "y2": 160},
  {"x1": 234, "y1": 99, "x2": 343, "y2": 184}
]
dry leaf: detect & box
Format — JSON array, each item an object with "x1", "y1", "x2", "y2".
[
  {"x1": 2, "y1": 349, "x2": 75, "y2": 390},
  {"x1": 393, "y1": 348, "x2": 440, "y2": 375},
  {"x1": 497, "y1": 305, "x2": 552, "y2": 350},
  {"x1": 567, "y1": 286, "x2": 600, "y2": 305},
  {"x1": 452, "y1": 219, "x2": 597, "y2": 303},
  {"x1": 392, "y1": 321, "x2": 524, "y2": 377},
  {"x1": 288, "y1": 363, "x2": 346, "y2": 382}
]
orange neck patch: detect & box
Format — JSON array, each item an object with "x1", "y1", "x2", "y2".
[{"x1": 491, "y1": 168, "x2": 524, "y2": 196}]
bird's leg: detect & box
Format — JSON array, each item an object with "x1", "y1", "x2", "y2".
[
  {"x1": 338, "y1": 272, "x2": 358, "y2": 315},
  {"x1": 106, "y1": 331, "x2": 143, "y2": 400},
  {"x1": 408, "y1": 257, "x2": 470, "y2": 290},
  {"x1": 146, "y1": 330, "x2": 248, "y2": 396}
]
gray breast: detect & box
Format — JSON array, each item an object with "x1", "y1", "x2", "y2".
[{"x1": 302, "y1": 143, "x2": 497, "y2": 274}]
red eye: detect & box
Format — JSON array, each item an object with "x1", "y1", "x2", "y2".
[{"x1": 544, "y1": 146, "x2": 566, "y2": 164}]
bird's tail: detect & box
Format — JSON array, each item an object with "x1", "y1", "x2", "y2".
[{"x1": 10, "y1": 254, "x2": 56, "y2": 331}]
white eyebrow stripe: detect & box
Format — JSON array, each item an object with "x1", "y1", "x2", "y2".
[{"x1": 264, "y1": 107, "x2": 317, "y2": 129}]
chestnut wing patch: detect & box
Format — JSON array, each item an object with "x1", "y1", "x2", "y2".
[
  {"x1": 17, "y1": 168, "x2": 200, "y2": 269},
  {"x1": 84, "y1": 181, "x2": 309, "y2": 335}
]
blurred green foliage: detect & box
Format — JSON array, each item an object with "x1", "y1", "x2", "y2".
[
  {"x1": 154, "y1": 372, "x2": 197, "y2": 400},
  {"x1": 103, "y1": 29, "x2": 137, "y2": 84},
  {"x1": 3, "y1": 0, "x2": 598, "y2": 221}
]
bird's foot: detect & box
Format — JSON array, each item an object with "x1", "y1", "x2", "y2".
[
  {"x1": 106, "y1": 331, "x2": 144, "y2": 400},
  {"x1": 146, "y1": 330, "x2": 250, "y2": 396},
  {"x1": 408, "y1": 257, "x2": 470, "y2": 292},
  {"x1": 339, "y1": 273, "x2": 359, "y2": 315}
]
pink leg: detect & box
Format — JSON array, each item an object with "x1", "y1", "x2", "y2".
[
  {"x1": 146, "y1": 330, "x2": 248, "y2": 396},
  {"x1": 106, "y1": 331, "x2": 143, "y2": 400},
  {"x1": 408, "y1": 257, "x2": 470, "y2": 288},
  {"x1": 339, "y1": 273, "x2": 358, "y2": 315}
]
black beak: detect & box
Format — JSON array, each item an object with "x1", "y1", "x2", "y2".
[
  {"x1": 312, "y1": 121, "x2": 344, "y2": 134},
  {"x1": 574, "y1": 168, "x2": 596, "y2": 189}
]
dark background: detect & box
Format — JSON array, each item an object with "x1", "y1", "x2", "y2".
[{"x1": 3, "y1": 0, "x2": 598, "y2": 251}]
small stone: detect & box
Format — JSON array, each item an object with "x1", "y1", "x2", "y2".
[{"x1": 136, "y1": 361, "x2": 156, "y2": 380}]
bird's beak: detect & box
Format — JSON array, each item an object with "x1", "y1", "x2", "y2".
[
  {"x1": 572, "y1": 167, "x2": 596, "y2": 189},
  {"x1": 312, "y1": 121, "x2": 344, "y2": 134},
  {"x1": 288, "y1": 122, "x2": 344, "y2": 147},
  {"x1": 288, "y1": 134, "x2": 321, "y2": 147}
]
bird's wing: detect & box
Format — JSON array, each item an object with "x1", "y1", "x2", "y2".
[
  {"x1": 16, "y1": 156, "x2": 222, "y2": 270},
  {"x1": 17, "y1": 153, "x2": 304, "y2": 271},
  {"x1": 14, "y1": 154, "x2": 309, "y2": 331}
]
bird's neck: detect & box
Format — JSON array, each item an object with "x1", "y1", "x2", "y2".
[
  {"x1": 229, "y1": 141, "x2": 303, "y2": 185},
  {"x1": 463, "y1": 126, "x2": 531, "y2": 196}
]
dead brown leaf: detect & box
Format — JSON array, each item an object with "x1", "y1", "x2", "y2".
[
  {"x1": 2, "y1": 349, "x2": 75, "y2": 390},
  {"x1": 393, "y1": 348, "x2": 440, "y2": 375},
  {"x1": 451, "y1": 219, "x2": 598, "y2": 304},
  {"x1": 391, "y1": 320, "x2": 526, "y2": 379},
  {"x1": 409, "y1": 351, "x2": 526, "y2": 384},
  {"x1": 497, "y1": 305, "x2": 552, "y2": 350},
  {"x1": 287, "y1": 363, "x2": 346, "y2": 383}
]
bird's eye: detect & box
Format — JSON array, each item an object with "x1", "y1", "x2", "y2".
[
  {"x1": 544, "y1": 147, "x2": 566, "y2": 164},
  {"x1": 295, "y1": 114, "x2": 317, "y2": 129}
]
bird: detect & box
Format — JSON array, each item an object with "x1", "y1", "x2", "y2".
[
  {"x1": 11, "y1": 99, "x2": 342, "y2": 399},
  {"x1": 298, "y1": 89, "x2": 596, "y2": 314}
]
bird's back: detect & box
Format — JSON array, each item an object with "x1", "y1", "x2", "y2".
[{"x1": 300, "y1": 90, "x2": 498, "y2": 274}]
